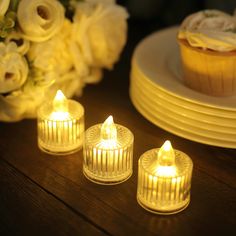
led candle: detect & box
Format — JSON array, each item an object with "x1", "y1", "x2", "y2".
[
  {"x1": 37, "y1": 90, "x2": 84, "y2": 155},
  {"x1": 137, "y1": 141, "x2": 193, "y2": 215},
  {"x1": 83, "y1": 116, "x2": 134, "y2": 185}
]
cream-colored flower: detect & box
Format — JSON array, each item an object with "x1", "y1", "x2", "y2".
[
  {"x1": 0, "y1": 42, "x2": 28, "y2": 94},
  {"x1": 27, "y1": 19, "x2": 84, "y2": 99},
  {"x1": 0, "y1": 80, "x2": 46, "y2": 121},
  {"x1": 0, "y1": 0, "x2": 10, "y2": 16},
  {"x1": 27, "y1": 19, "x2": 73, "y2": 75},
  {"x1": 72, "y1": 0, "x2": 128, "y2": 69},
  {"x1": 17, "y1": 0, "x2": 64, "y2": 42},
  {"x1": 70, "y1": 40, "x2": 90, "y2": 78},
  {"x1": 47, "y1": 69, "x2": 85, "y2": 99},
  {"x1": 83, "y1": 67, "x2": 103, "y2": 84},
  {"x1": 5, "y1": 31, "x2": 30, "y2": 55}
]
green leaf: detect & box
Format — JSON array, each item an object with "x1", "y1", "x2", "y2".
[{"x1": 10, "y1": 0, "x2": 20, "y2": 12}]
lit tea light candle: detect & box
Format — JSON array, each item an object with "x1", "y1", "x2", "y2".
[
  {"x1": 83, "y1": 115, "x2": 134, "y2": 185},
  {"x1": 37, "y1": 90, "x2": 84, "y2": 155},
  {"x1": 137, "y1": 141, "x2": 193, "y2": 215}
]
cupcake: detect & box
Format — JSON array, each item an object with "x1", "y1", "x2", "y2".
[{"x1": 178, "y1": 10, "x2": 236, "y2": 96}]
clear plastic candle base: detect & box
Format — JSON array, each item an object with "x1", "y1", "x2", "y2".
[
  {"x1": 137, "y1": 147, "x2": 193, "y2": 215},
  {"x1": 83, "y1": 167, "x2": 132, "y2": 185},
  {"x1": 37, "y1": 99, "x2": 84, "y2": 155},
  {"x1": 137, "y1": 193, "x2": 190, "y2": 215},
  {"x1": 83, "y1": 123, "x2": 134, "y2": 185}
]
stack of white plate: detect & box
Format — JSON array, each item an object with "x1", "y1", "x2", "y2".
[{"x1": 130, "y1": 26, "x2": 236, "y2": 148}]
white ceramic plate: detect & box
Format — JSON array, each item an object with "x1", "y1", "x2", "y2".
[
  {"x1": 131, "y1": 84, "x2": 236, "y2": 141},
  {"x1": 130, "y1": 90, "x2": 236, "y2": 148},
  {"x1": 132, "y1": 65, "x2": 236, "y2": 119},
  {"x1": 131, "y1": 69, "x2": 236, "y2": 127},
  {"x1": 132, "y1": 26, "x2": 236, "y2": 111}
]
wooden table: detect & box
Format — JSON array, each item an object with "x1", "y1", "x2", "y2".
[{"x1": 1, "y1": 21, "x2": 236, "y2": 236}]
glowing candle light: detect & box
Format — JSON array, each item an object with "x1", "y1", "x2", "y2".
[
  {"x1": 83, "y1": 115, "x2": 134, "y2": 185},
  {"x1": 37, "y1": 90, "x2": 84, "y2": 155},
  {"x1": 137, "y1": 141, "x2": 193, "y2": 215}
]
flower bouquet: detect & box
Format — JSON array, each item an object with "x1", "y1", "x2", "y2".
[{"x1": 0, "y1": 0, "x2": 128, "y2": 121}]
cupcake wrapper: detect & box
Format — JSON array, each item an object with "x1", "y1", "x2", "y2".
[{"x1": 178, "y1": 39, "x2": 236, "y2": 97}]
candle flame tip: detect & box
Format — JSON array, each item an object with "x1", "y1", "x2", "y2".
[
  {"x1": 105, "y1": 115, "x2": 114, "y2": 124},
  {"x1": 55, "y1": 90, "x2": 66, "y2": 101},
  {"x1": 53, "y1": 90, "x2": 68, "y2": 113},
  {"x1": 163, "y1": 140, "x2": 172, "y2": 151},
  {"x1": 101, "y1": 115, "x2": 117, "y2": 141},
  {"x1": 157, "y1": 140, "x2": 175, "y2": 167}
]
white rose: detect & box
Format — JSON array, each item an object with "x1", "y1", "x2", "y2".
[
  {"x1": 5, "y1": 31, "x2": 30, "y2": 55},
  {"x1": 72, "y1": 0, "x2": 128, "y2": 69},
  {"x1": 0, "y1": 80, "x2": 46, "y2": 121},
  {"x1": 17, "y1": 0, "x2": 64, "y2": 42},
  {"x1": 0, "y1": 0, "x2": 10, "y2": 16},
  {"x1": 47, "y1": 69, "x2": 85, "y2": 99},
  {"x1": 27, "y1": 19, "x2": 73, "y2": 75},
  {"x1": 70, "y1": 40, "x2": 90, "y2": 78},
  {"x1": 83, "y1": 67, "x2": 103, "y2": 84},
  {"x1": 0, "y1": 42, "x2": 28, "y2": 94}
]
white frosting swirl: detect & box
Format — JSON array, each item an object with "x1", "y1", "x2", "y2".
[{"x1": 178, "y1": 10, "x2": 236, "y2": 52}]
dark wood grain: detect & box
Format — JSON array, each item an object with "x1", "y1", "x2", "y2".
[
  {"x1": 1, "y1": 82, "x2": 236, "y2": 235},
  {"x1": 0, "y1": 159, "x2": 106, "y2": 236},
  {"x1": 0, "y1": 20, "x2": 236, "y2": 235},
  {"x1": 0, "y1": 120, "x2": 155, "y2": 236}
]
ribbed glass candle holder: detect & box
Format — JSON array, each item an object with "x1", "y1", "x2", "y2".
[
  {"x1": 137, "y1": 148, "x2": 193, "y2": 215},
  {"x1": 37, "y1": 100, "x2": 84, "y2": 155},
  {"x1": 83, "y1": 123, "x2": 134, "y2": 185}
]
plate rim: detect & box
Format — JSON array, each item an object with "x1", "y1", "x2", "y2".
[
  {"x1": 130, "y1": 90, "x2": 236, "y2": 148},
  {"x1": 131, "y1": 69, "x2": 236, "y2": 123},
  {"x1": 133, "y1": 26, "x2": 236, "y2": 111},
  {"x1": 131, "y1": 78, "x2": 236, "y2": 132},
  {"x1": 130, "y1": 69, "x2": 236, "y2": 119}
]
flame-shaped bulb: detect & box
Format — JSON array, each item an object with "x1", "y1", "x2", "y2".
[
  {"x1": 50, "y1": 90, "x2": 69, "y2": 120},
  {"x1": 156, "y1": 140, "x2": 176, "y2": 177},
  {"x1": 99, "y1": 116, "x2": 118, "y2": 149},
  {"x1": 101, "y1": 116, "x2": 117, "y2": 141},
  {"x1": 53, "y1": 90, "x2": 68, "y2": 112}
]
